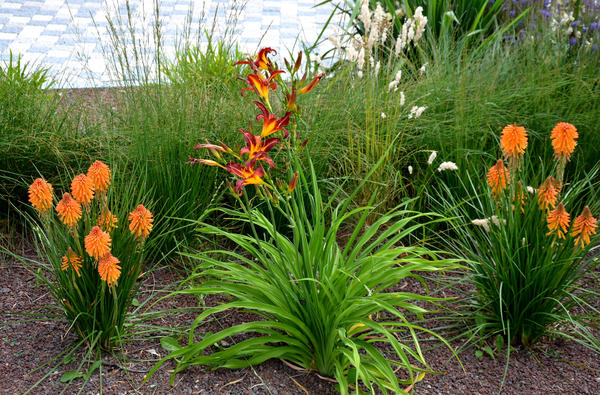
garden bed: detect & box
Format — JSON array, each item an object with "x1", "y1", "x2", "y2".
[{"x1": 2, "y1": 246, "x2": 599, "y2": 394}]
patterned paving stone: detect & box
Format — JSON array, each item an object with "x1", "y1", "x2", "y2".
[{"x1": 0, "y1": 0, "x2": 339, "y2": 87}]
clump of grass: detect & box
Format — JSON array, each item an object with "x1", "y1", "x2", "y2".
[{"x1": 0, "y1": 53, "x2": 101, "y2": 218}]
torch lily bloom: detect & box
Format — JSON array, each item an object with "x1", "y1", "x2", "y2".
[
  {"x1": 56, "y1": 193, "x2": 82, "y2": 227},
  {"x1": 487, "y1": 159, "x2": 509, "y2": 199},
  {"x1": 537, "y1": 177, "x2": 561, "y2": 211},
  {"x1": 71, "y1": 174, "x2": 95, "y2": 206},
  {"x1": 98, "y1": 252, "x2": 121, "y2": 286},
  {"x1": 550, "y1": 122, "x2": 578, "y2": 161},
  {"x1": 85, "y1": 226, "x2": 112, "y2": 260},
  {"x1": 129, "y1": 204, "x2": 154, "y2": 239},
  {"x1": 234, "y1": 47, "x2": 277, "y2": 71},
  {"x1": 28, "y1": 178, "x2": 54, "y2": 213},
  {"x1": 61, "y1": 247, "x2": 83, "y2": 277},
  {"x1": 241, "y1": 70, "x2": 284, "y2": 102},
  {"x1": 87, "y1": 160, "x2": 111, "y2": 193},
  {"x1": 500, "y1": 123, "x2": 528, "y2": 159},
  {"x1": 97, "y1": 209, "x2": 118, "y2": 232},
  {"x1": 239, "y1": 129, "x2": 280, "y2": 168},
  {"x1": 571, "y1": 206, "x2": 597, "y2": 248},
  {"x1": 226, "y1": 160, "x2": 267, "y2": 195},
  {"x1": 546, "y1": 202, "x2": 570, "y2": 239},
  {"x1": 254, "y1": 101, "x2": 291, "y2": 138}
]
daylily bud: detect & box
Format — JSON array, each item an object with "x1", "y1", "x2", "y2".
[
  {"x1": 300, "y1": 73, "x2": 324, "y2": 94},
  {"x1": 288, "y1": 172, "x2": 298, "y2": 193},
  {"x1": 294, "y1": 51, "x2": 302, "y2": 73}
]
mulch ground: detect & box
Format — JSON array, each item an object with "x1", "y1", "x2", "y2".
[{"x1": 1, "y1": 241, "x2": 599, "y2": 395}]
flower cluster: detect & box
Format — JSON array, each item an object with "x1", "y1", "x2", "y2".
[
  {"x1": 28, "y1": 160, "x2": 153, "y2": 287},
  {"x1": 189, "y1": 48, "x2": 323, "y2": 198},
  {"x1": 484, "y1": 122, "x2": 597, "y2": 248}
]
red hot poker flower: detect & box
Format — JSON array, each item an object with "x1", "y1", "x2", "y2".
[
  {"x1": 487, "y1": 159, "x2": 509, "y2": 199},
  {"x1": 537, "y1": 177, "x2": 561, "y2": 211},
  {"x1": 241, "y1": 70, "x2": 284, "y2": 102},
  {"x1": 254, "y1": 101, "x2": 291, "y2": 138},
  {"x1": 226, "y1": 160, "x2": 267, "y2": 195},
  {"x1": 546, "y1": 202, "x2": 570, "y2": 239},
  {"x1": 571, "y1": 206, "x2": 597, "y2": 248}
]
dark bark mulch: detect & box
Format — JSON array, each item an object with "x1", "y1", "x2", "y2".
[{"x1": 2, "y1": 244, "x2": 600, "y2": 394}]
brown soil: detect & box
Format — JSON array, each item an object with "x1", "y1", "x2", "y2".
[{"x1": 1, "y1": 243, "x2": 599, "y2": 395}]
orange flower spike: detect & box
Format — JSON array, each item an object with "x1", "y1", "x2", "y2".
[
  {"x1": 56, "y1": 193, "x2": 82, "y2": 227},
  {"x1": 299, "y1": 73, "x2": 325, "y2": 94},
  {"x1": 87, "y1": 160, "x2": 111, "y2": 193},
  {"x1": 71, "y1": 174, "x2": 95, "y2": 205},
  {"x1": 98, "y1": 252, "x2": 121, "y2": 286},
  {"x1": 128, "y1": 204, "x2": 153, "y2": 239},
  {"x1": 546, "y1": 203, "x2": 570, "y2": 239},
  {"x1": 551, "y1": 122, "x2": 578, "y2": 160},
  {"x1": 571, "y1": 206, "x2": 597, "y2": 248},
  {"x1": 487, "y1": 159, "x2": 509, "y2": 199},
  {"x1": 84, "y1": 226, "x2": 112, "y2": 259},
  {"x1": 61, "y1": 247, "x2": 83, "y2": 277},
  {"x1": 537, "y1": 177, "x2": 561, "y2": 211},
  {"x1": 28, "y1": 178, "x2": 54, "y2": 213},
  {"x1": 500, "y1": 123, "x2": 528, "y2": 159},
  {"x1": 97, "y1": 209, "x2": 118, "y2": 232}
]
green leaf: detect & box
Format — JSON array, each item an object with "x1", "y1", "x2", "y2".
[
  {"x1": 61, "y1": 371, "x2": 84, "y2": 383},
  {"x1": 495, "y1": 335, "x2": 505, "y2": 351},
  {"x1": 131, "y1": 298, "x2": 140, "y2": 307},
  {"x1": 475, "y1": 350, "x2": 483, "y2": 359},
  {"x1": 160, "y1": 336, "x2": 182, "y2": 352}
]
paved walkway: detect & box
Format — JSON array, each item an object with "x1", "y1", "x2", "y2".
[{"x1": 0, "y1": 0, "x2": 338, "y2": 88}]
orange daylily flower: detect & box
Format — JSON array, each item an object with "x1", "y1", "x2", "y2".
[
  {"x1": 500, "y1": 123, "x2": 528, "y2": 159},
  {"x1": 71, "y1": 174, "x2": 95, "y2": 205},
  {"x1": 487, "y1": 159, "x2": 509, "y2": 199},
  {"x1": 97, "y1": 209, "x2": 118, "y2": 232},
  {"x1": 187, "y1": 156, "x2": 227, "y2": 169},
  {"x1": 239, "y1": 129, "x2": 280, "y2": 169},
  {"x1": 254, "y1": 101, "x2": 291, "y2": 138},
  {"x1": 98, "y1": 252, "x2": 121, "y2": 286},
  {"x1": 85, "y1": 226, "x2": 112, "y2": 259},
  {"x1": 234, "y1": 47, "x2": 276, "y2": 71},
  {"x1": 56, "y1": 193, "x2": 82, "y2": 227},
  {"x1": 550, "y1": 122, "x2": 578, "y2": 160},
  {"x1": 61, "y1": 247, "x2": 83, "y2": 277},
  {"x1": 537, "y1": 177, "x2": 561, "y2": 211},
  {"x1": 87, "y1": 160, "x2": 111, "y2": 193},
  {"x1": 546, "y1": 202, "x2": 570, "y2": 239},
  {"x1": 128, "y1": 204, "x2": 153, "y2": 239},
  {"x1": 299, "y1": 73, "x2": 325, "y2": 94},
  {"x1": 226, "y1": 159, "x2": 267, "y2": 195},
  {"x1": 571, "y1": 206, "x2": 597, "y2": 248},
  {"x1": 241, "y1": 70, "x2": 284, "y2": 102},
  {"x1": 28, "y1": 178, "x2": 54, "y2": 213}
]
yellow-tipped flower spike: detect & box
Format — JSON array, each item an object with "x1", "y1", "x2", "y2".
[
  {"x1": 571, "y1": 206, "x2": 597, "y2": 248},
  {"x1": 546, "y1": 203, "x2": 570, "y2": 239},
  {"x1": 84, "y1": 226, "x2": 112, "y2": 259},
  {"x1": 98, "y1": 252, "x2": 121, "y2": 286},
  {"x1": 87, "y1": 160, "x2": 111, "y2": 193},
  {"x1": 28, "y1": 178, "x2": 54, "y2": 213},
  {"x1": 487, "y1": 159, "x2": 509, "y2": 199},
  {"x1": 61, "y1": 247, "x2": 83, "y2": 277},
  {"x1": 128, "y1": 204, "x2": 153, "y2": 239},
  {"x1": 56, "y1": 193, "x2": 82, "y2": 227},
  {"x1": 537, "y1": 177, "x2": 561, "y2": 211},
  {"x1": 71, "y1": 174, "x2": 95, "y2": 205}
]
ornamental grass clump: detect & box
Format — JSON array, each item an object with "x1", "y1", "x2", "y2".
[
  {"x1": 27, "y1": 160, "x2": 153, "y2": 349},
  {"x1": 439, "y1": 121, "x2": 599, "y2": 348},
  {"x1": 146, "y1": 48, "x2": 459, "y2": 394}
]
